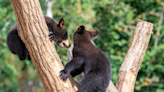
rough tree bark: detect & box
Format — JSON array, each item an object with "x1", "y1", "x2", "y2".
[
  {"x1": 10, "y1": 0, "x2": 78, "y2": 92},
  {"x1": 115, "y1": 20, "x2": 154, "y2": 92}
]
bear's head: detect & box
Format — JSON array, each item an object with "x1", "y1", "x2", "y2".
[
  {"x1": 73, "y1": 25, "x2": 99, "y2": 44},
  {"x1": 53, "y1": 18, "x2": 69, "y2": 48}
]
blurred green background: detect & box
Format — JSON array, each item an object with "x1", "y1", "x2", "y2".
[{"x1": 0, "y1": 0, "x2": 164, "y2": 92}]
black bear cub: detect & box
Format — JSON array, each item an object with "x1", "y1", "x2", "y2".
[
  {"x1": 7, "y1": 16, "x2": 69, "y2": 60},
  {"x1": 60, "y1": 25, "x2": 112, "y2": 92}
]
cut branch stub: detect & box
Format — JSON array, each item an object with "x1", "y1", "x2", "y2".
[{"x1": 115, "y1": 20, "x2": 154, "y2": 92}]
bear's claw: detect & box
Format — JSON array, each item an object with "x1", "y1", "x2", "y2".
[
  {"x1": 49, "y1": 31, "x2": 55, "y2": 41},
  {"x1": 60, "y1": 70, "x2": 69, "y2": 80}
]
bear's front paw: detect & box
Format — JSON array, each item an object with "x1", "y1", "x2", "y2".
[
  {"x1": 49, "y1": 31, "x2": 55, "y2": 41},
  {"x1": 60, "y1": 70, "x2": 69, "y2": 80}
]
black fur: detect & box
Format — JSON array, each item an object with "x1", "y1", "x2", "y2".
[
  {"x1": 7, "y1": 16, "x2": 68, "y2": 60},
  {"x1": 60, "y1": 25, "x2": 112, "y2": 92}
]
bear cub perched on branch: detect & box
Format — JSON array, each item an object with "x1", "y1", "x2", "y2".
[
  {"x1": 60, "y1": 25, "x2": 112, "y2": 92},
  {"x1": 7, "y1": 16, "x2": 69, "y2": 60}
]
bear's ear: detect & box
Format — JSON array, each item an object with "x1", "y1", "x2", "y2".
[
  {"x1": 58, "y1": 18, "x2": 64, "y2": 27},
  {"x1": 91, "y1": 29, "x2": 99, "y2": 38},
  {"x1": 77, "y1": 25, "x2": 85, "y2": 35}
]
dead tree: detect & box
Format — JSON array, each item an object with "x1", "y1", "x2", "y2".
[{"x1": 10, "y1": 0, "x2": 154, "y2": 92}]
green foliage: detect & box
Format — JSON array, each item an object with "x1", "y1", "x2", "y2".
[{"x1": 0, "y1": 0, "x2": 164, "y2": 91}]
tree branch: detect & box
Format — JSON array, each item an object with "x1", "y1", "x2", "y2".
[{"x1": 115, "y1": 20, "x2": 153, "y2": 92}]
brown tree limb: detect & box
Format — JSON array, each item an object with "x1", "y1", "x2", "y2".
[
  {"x1": 10, "y1": 0, "x2": 78, "y2": 92},
  {"x1": 115, "y1": 20, "x2": 154, "y2": 92}
]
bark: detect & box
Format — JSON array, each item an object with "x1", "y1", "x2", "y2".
[
  {"x1": 115, "y1": 20, "x2": 154, "y2": 92},
  {"x1": 10, "y1": 0, "x2": 78, "y2": 92}
]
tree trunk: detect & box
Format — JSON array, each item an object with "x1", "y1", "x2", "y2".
[
  {"x1": 10, "y1": 0, "x2": 78, "y2": 92},
  {"x1": 115, "y1": 20, "x2": 154, "y2": 92}
]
